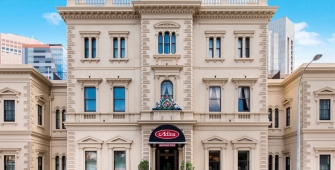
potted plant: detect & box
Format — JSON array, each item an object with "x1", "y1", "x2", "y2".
[
  {"x1": 180, "y1": 161, "x2": 194, "y2": 170},
  {"x1": 138, "y1": 160, "x2": 149, "y2": 170}
]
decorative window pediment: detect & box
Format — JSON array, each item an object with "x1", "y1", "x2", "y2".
[
  {"x1": 282, "y1": 98, "x2": 292, "y2": 106},
  {"x1": 0, "y1": 148, "x2": 21, "y2": 159},
  {"x1": 232, "y1": 78, "x2": 257, "y2": 89},
  {"x1": 232, "y1": 136, "x2": 257, "y2": 144},
  {"x1": 202, "y1": 78, "x2": 228, "y2": 89},
  {"x1": 77, "y1": 136, "x2": 104, "y2": 144},
  {"x1": 151, "y1": 65, "x2": 183, "y2": 76},
  {"x1": 202, "y1": 136, "x2": 229, "y2": 144},
  {"x1": 314, "y1": 87, "x2": 335, "y2": 97},
  {"x1": 35, "y1": 94, "x2": 47, "y2": 105},
  {"x1": 154, "y1": 21, "x2": 180, "y2": 29},
  {"x1": 106, "y1": 78, "x2": 132, "y2": 89},
  {"x1": 0, "y1": 87, "x2": 21, "y2": 96},
  {"x1": 77, "y1": 78, "x2": 103, "y2": 89},
  {"x1": 106, "y1": 136, "x2": 133, "y2": 144}
]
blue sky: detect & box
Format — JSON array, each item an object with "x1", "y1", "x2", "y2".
[{"x1": 0, "y1": 0, "x2": 334, "y2": 68}]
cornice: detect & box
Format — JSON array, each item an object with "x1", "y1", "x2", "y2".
[
  {"x1": 232, "y1": 78, "x2": 258, "y2": 83},
  {"x1": 151, "y1": 65, "x2": 183, "y2": 71},
  {"x1": 58, "y1": 10, "x2": 140, "y2": 20},
  {"x1": 76, "y1": 78, "x2": 103, "y2": 84},
  {"x1": 195, "y1": 8, "x2": 276, "y2": 19}
]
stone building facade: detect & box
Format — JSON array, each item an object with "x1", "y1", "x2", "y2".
[{"x1": 0, "y1": 0, "x2": 334, "y2": 170}]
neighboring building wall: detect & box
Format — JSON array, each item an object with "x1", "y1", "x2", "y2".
[
  {"x1": 0, "y1": 33, "x2": 42, "y2": 64},
  {"x1": 22, "y1": 44, "x2": 67, "y2": 80},
  {"x1": 268, "y1": 17, "x2": 295, "y2": 74}
]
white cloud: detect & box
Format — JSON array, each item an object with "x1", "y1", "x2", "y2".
[
  {"x1": 295, "y1": 22, "x2": 322, "y2": 46},
  {"x1": 43, "y1": 13, "x2": 62, "y2": 25},
  {"x1": 328, "y1": 33, "x2": 335, "y2": 42}
]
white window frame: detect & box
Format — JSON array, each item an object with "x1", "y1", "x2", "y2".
[
  {"x1": 106, "y1": 78, "x2": 132, "y2": 113},
  {"x1": 35, "y1": 94, "x2": 47, "y2": 130},
  {"x1": 234, "y1": 30, "x2": 254, "y2": 63},
  {"x1": 231, "y1": 136, "x2": 257, "y2": 170},
  {"x1": 314, "y1": 147, "x2": 335, "y2": 170},
  {"x1": 314, "y1": 87, "x2": 335, "y2": 124},
  {"x1": 202, "y1": 78, "x2": 228, "y2": 113},
  {"x1": 77, "y1": 78, "x2": 103, "y2": 113},
  {"x1": 79, "y1": 31, "x2": 100, "y2": 62},
  {"x1": 205, "y1": 31, "x2": 225, "y2": 63},
  {"x1": 108, "y1": 31, "x2": 129, "y2": 63},
  {"x1": 106, "y1": 136, "x2": 132, "y2": 170},
  {"x1": 0, "y1": 87, "x2": 20, "y2": 126},
  {"x1": 77, "y1": 136, "x2": 103, "y2": 170},
  {"x1": 0, "y1": 148, "x2": 20, "y2": 169},
  {"x1": 202, "y1": 136, "x2": 228, "y2": 170},
  {"x1": 232, "y1": 78, "x2": 257, "y2": 113}
]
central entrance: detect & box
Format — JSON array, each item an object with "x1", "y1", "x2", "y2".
[
  {"x1": 148, "y1": 124, "x2": 186, "y2": 170},
  {"x1": 156, "y1": 145, "x2": 179, "y2": 170}
]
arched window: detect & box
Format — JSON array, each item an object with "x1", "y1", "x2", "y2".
[
  {"x1": 209, "y1": 38, "x2": 214, "y2": 58},
  {"x1": 161, "y1": 81, "x2": 173, "y2": 99},
  {"x1": 113, "y1": 38, "x2": 118, "y2": 58},
  {"x1": 275, "y1": 108, "x2": 279, "y2": 128},
  {"x1": 268, "y1": 108, "x2": 272, "y2": 128},
  {"x1": 164, "y1": 32, "x2": 170, "y2": 54},
  {"x1": 158, "y1": 33, "x2": 163, "y2": 54},
  {"x1": 171, "y1": 32, "x2": 176, "y2": 54},
  {"x1": 84, "y1": 38, "x2": 89, "y2": 58},
  {"x1": 62, "y1": 110, "x2": 66, "y2": 129},
  {"x1": 56, "y1": 110, "x2": 60, "y2": 129},
  {"x1": 121, "y1": 38, "x2": 125, "y2": 58},
  {"x1": 92, "y1": 38, "x2": 96, "y2": 58}
]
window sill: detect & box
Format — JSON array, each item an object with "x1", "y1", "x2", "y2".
[
  {"x1": 37, "y1": 125, "x2": 45, "y2": 130},
  {"x1": 53, "y1": 129, "x2": 67, "y2": 133},
  {"x1": 109, "y1": 58, "x2": 129, "y2": 63},
  {"x1": 268, "y1": 128, "x2": 282, "y2": 132},
  {"x1": 1, "y1": 122, "x2": 18, "y2": 126},
  {"x1": 80, "y1": 58, "x2": 100, "y2": 63},
  {"x1": 284, "y1": 126, "x2": 291, "y2": 130},
  {"x1": 317, "y1": 120, "x2": 333, "y2": 125},
  {"x1": 205, "y1": 58, "x2": 225, "y2": 63},
  {"x1": 234, "y1": 58, "x2": 254, "y2": 63}
]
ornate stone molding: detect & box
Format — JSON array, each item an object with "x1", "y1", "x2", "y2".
[
  {"x1": 106, "y1": 78, "x2": 132, "y2": 89},
  {"x1": 35, "y1": 94, "x2": 47, "y2": 106},
  {"x1": 154, "y1": 21, "x2": 180, "y2": 29},
  {"x1": 231, "y1": 78, "x2": 257, "y2": 89},
  {"x1": 314, "y1": 86, "x2": 335, "y2": 97},
  {"x1": 76, "y1": 78, "x2": 103, "y2": 89},
  {"x1": 66, "y1": 125, "x2": 141, "y2": 131},
  {"x1": 194, "y1": 125, "x2": 268, "y2": 131},
  {"x1": 58, "y1": 11, "x2": 140, "y2": 20},
  {"x1": 202, "y1": 78, "x2": 228, "y2": 89}
]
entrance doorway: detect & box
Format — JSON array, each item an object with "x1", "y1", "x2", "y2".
[{"x1": 156, "y1": 147, "x2": 178, "y2": 170}]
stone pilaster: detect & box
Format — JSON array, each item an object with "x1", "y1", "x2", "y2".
[
  {"x1": 183, "y1": 20, "x2": 193, "y2": 111},
  {"x1": 141, "y1": 20, "x2": 151, "y2": 111}
]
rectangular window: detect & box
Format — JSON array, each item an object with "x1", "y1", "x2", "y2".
[
  {"x1": 38, "y1": 156, "x2": 43, "y2": 170},
  {"x1": 113, "y1": 38, "x2": 118, "y2": 58},
  {"x1": 216, "y1": 38, "x2": 221, "y2": 58},
  {"x1": 320, "y1": 99, "x2": 330, "y2": 120},
  {"x1": 92, "y1": 38, "x2": 96, "y2": 58},
  {"x1": 245, "y1": 37, "x2": 250, "y2": 58},
  {"x1": 286, "y1": 107, "x2": 290, "y2": 126},
  {"x1": 114, "y1": 151, "x2": 126, "y2": 170},
  {"x1": 62, "y1": 110, "x2": 66, "y2": 129},
  {"x1": 56, "y1": 156, "x2": 60, "y2": 170},
  {"x1": 120, "y1": 38, "x2": 125, "y2": 58},
  {"x1": 320, "y1": 155, "x2": 330, "y2": 170},
  {"x1": 85, "y1": 38, "x2": 89, "y2": 58},
  {"x1": 268, "y1": 109, "x2": 272, "y2": 128},
  {"x1": 268, "y1": 155, "x2": 272, "y2": 170},
  {"x1": 209, "y1": 38, "x2": 214, "y2": 58},
  {"x1": 285, "y1": 157, "x2": 290, "y2": 170},
  {"x1": 209, "y1": 151, "x2": 220, "y2": 170},
  {"x1": 238, "y1": 151, "x2": 249, "y2": 170},
  {"x1": 4, "y1": 100, "x2": 15, "y2": 122},
  {"x1": 85, "y1": 151, "x2": 97, "y2": 170},
  {"x1": 238, "y1": 87, "x2": 250, "y2": 112},
  {"x1": 275, "y1": 109, "x2": 279, "y2": 128},
  {"x1": 4, "y1": 155, "x2": 15, "y2": 170},
  {"x1": 238, "y1": 38, "x2": 243, "y2": 58},
  {"x1": 85, "y1": 87, "x2": 96, "y2": 112},
  {"x1": 56, "y1": 110, "x2": 60, "y2": 129},
  {"x1": 38, "y1": 105, "x2": 43, "y2": 125},
  {"x1": 114, "y1": 87, "x2": 125, "y2": 112},
  {"x1": 209, "y1": 87, "x2": 221, "y2": 112},
  {"x1": 275, "y1": 155, "x2": 279, "y2": 170},
  {"x1": 62, "y1": 156, "x2": 66, "y2": 170}
]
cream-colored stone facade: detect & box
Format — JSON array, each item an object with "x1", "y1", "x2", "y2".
[{"x1": 0, "y1": 1, "x2": 334, "y2": 170}]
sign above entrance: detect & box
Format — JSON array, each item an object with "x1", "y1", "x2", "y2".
[
  {"x1": 155, "y1": 130, "x2": 179, "y2": 139},
  {"x1": 158, "y1": 144, "x2": 176, "y2": 147},
  {"x1": 148, "y1": 124, "x2": 186, "y2": 144}
]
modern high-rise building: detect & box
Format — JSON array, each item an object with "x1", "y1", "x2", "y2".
[
  {"x1": 0, "y1": 33, "x2": 42, "y2": 64},
  {"x1": 22, "y1": 44, "x2": 67, "y2": 80},
  {"x1": 268, "y1": 17, "x2": 295, "y2": 75}
]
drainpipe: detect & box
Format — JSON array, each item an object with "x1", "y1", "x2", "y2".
[{"x1": 49, "y1": 93, "x2": 53, "y2": 170}]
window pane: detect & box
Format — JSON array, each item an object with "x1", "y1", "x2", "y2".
[
  {"x1": 286, "y1": 107, "x2": 290, "y2": 126},
  {"x1": 209, "y1": 87, "x2": 221, "y2": 112},
  {"x1": 238, "y1": 151, "x2": 249, "y2": 170},
  {"x1": 209, "y1": 151, "x2": 220, "y2": 170},
  {"x1": 38, "y1": 156, "x2": 43, "y2": 170},
  {"x1": 320, "y1": 99, "x2": 330, "y2": 120},
  {"x1": 114, "y1": 87, "x2": 125, "y2": 99},
  {"x1": 268, "y1": 155, "x2": 273, "y2": 170},
  {"x1": 4, "y1": 100, "x2": 15, "y2": 122},
  {"x1": 62, "y1": 110, "x2": 66, "y2": 129},
  {"x1": 121, "y1": 38, "x2": 125, "y2": 58},
  {"x1": 85, "y1": 100, "x2": 96, "y2": 112},
  {"x1": 56, "y1": 156, "x2": 60, "y2": 170},
  {"x1": 85, "y1": 151, "x2": 97, "y2": 170},
  {"x1": 164, "y1": 32, "x2": 170, "y2": 54},
  {"x1": 62, "y1": 156, "x2": 66, "y2": 170},
  {"x1": 209, "y1": 38, "x2": 213, "y2": 58},
  {"x1": 238, "y1": 87, "x2": 250, "y2": 111},
  {"x1": 268, "y1": 109, "x2": 272, "y2": 128},
  {"x1": 5, "y1": 155, "x2": 15, "y2": 170},
  {"x1": 92, "y1": 38, "x2": 96, "y2": 58},
  {"x1": 114, "y1": 38, "x2": 118, "y2": 58},
  {"x1": 161, "y1": 81, "x2": 173, "y2": 98},
  {"x1": 158, "y1": 33, "x2": 163, "y2": 54},
  {"x1": 216, "y1": 38, "x2": 220, "y2": 58},
  {"x1": 275, "y1": 109, "x2": 279, "y2": 128},
  {"x1": 85, "y1": 87, "x2": 96, "y2": 99},
  {"x1": 286, "y1": 157, "x2": 290, "y2": 170},
  {"x1": 85, "y1": 38, "x2": 89, "y2": 58},
  {"x1": 114, "y1": 151, "x2": 126, "y2": 170},
  {"x1": 320, "y1": 155, "x2": 330, "y2": 170},
  {"x1": 56, "y1": 110, "x2": 60, "y2": 129},
  {"x1": 171, "y1": 33, "x2": 176, "y2": 54},
  {"x1": 114, "y1": 100, "x2": 125, "y2": 112}
]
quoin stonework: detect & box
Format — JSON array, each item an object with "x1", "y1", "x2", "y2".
[{"x1": 0, "y1": 0, "x2": 334, "y2": 170}]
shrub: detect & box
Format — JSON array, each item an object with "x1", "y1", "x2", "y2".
[
  {"x1": 138, "y1": 160, "x2": 149, "y2": 170},
  {"x1": 180, "y1": 161, "x2": 194, "y2": 170}
]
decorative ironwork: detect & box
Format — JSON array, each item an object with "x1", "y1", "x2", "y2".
[{"x1": 153, "y1": 94, "x2": 181, "y2": 110}]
